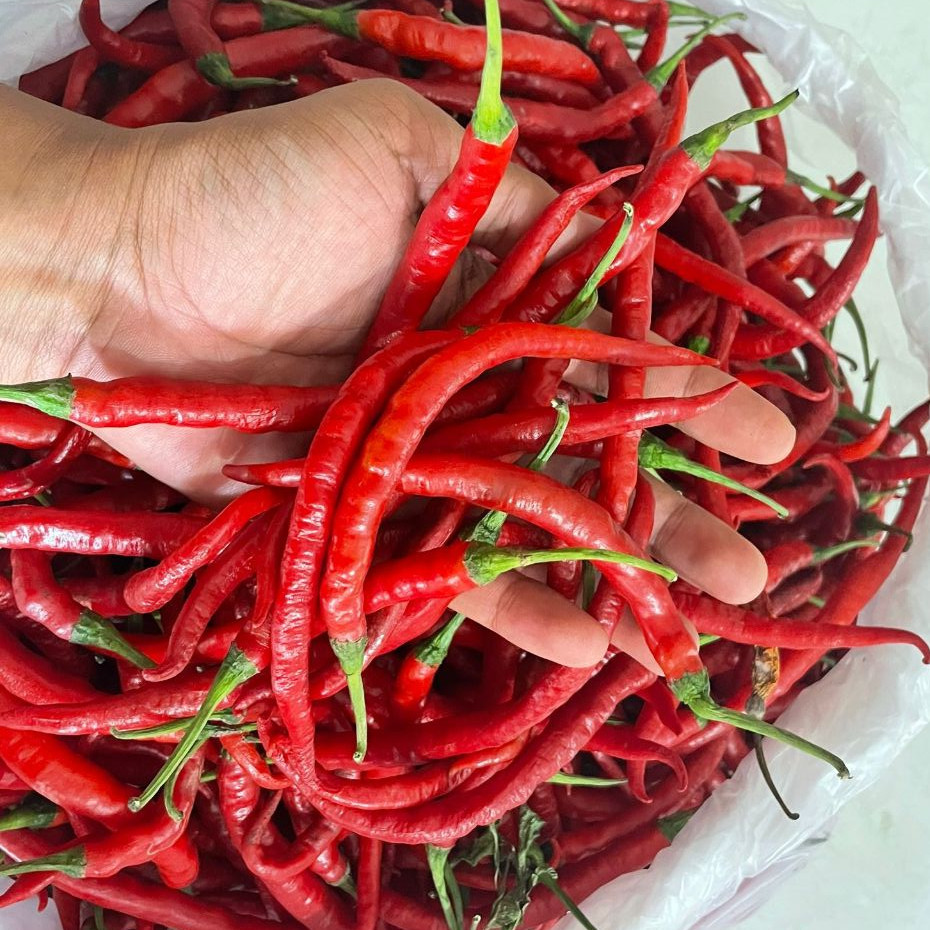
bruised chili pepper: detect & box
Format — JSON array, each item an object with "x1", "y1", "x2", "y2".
[
  {"x1": 10, "y1": 549, "x2": 155, "y2": 668},
  {"x1": 358, "y1": 0, "x2": 518, "y2": 358}
]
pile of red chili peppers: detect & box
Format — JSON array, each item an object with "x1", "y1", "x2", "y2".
[{"x1": 4, "y1": 1, "x2": 930, "y2": 928}]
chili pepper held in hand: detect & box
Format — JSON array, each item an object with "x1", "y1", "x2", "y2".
[
  {"x1": 321, "y1": 324, "x2": 710, "y2": 760},
  {"x1": 10, "y1": 549, "x2": 155, "y2": 668},
  {"x1": 358, "y1": 0, "x2": 518, "y2": 358},
  {"x1": 0, "y1": 375, "x2": 337, "y2": 433},
  {"x1": 364, "y1": 538, "x2": 675, "y2": 613}
]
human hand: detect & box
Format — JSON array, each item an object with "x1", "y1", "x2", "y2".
[{"x1": 0, "y1": 79, "x2": 794, "y2": 671}]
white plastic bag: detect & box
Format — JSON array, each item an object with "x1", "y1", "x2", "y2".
[{"x1": 1, "y1": 2, "x2": 928, "y2": 929}]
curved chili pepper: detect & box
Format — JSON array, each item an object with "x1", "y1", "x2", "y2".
[
  {"x1": 364, "y1": 538, "x2": 673, "y2": 613},
  {"x1": 321, "y1": 325, "x2": 709, "y2": 759},
  {"x1": 124, "y1": 486, "x2": 288, "y2": 613},
  {"x1": 80, "y1": 0, "x2": 185, "y2": 72},
  {"x1": 10, "y1": 549, "x2": 154, "y2": 669},
  {"x1": 359, "y1": 0, "x2": 518, "y2": 358},
  {"x1": 62, "y1": 46, "x2": 101, "y2": 111},
  {"x1": 763, "y1": 538, "x2": 879, "y2": 593},
  {"x1": 0, "y1": 624, "x2": 98, "y2": 706},
  {"x1": 506, "y1": 93, "x2": 799, "y2": 325},
  {"x1": 451, "y1": 166, "x2": 641, "y2": 328},
  {"x1": 733, "y1": 367, "x2": 832, "y2": 403},
  {"x1": 0, "y1": 424, "x2": 91, "y2": 503},
  {"x1": 679, "y1": 593, "x2": 930, "y2": 661},
  {"x1": 105, "y1": 26, "x2": 351, "y2": 126}
]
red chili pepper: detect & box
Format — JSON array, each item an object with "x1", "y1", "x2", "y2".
[
  {"x1": 80, "y1": 0, "x2": 185, "y2": 71},
  {"x1": 0, "y1": 424, "x2": 90, "y2": 503},
  {"x1": 881, "y1": 400, "x2": 930, "y2": 458},
  {"x1": 62, "y1": 46, "x2": 101, "y2": 111},
  {"x1": 271, "y1": 0, "x2": 601, "y2": 85},
  {"x1": 731, "y1": 188, "x2": 879, "y2": 359},
  {"x1": 105, "y1": 26, "x2": 350, "y2": 126},
  {"x1": 321, "y1": 325, "x2": 709, "y2": 759},
  {"x1": 124, "y1": 485, "x2": 288, "y2": 614},
  {"x1": 763, "y1": 538, "x2": 878, "y2": 593},
  {"x1": 850, "y1": 454, "x2": 930, "y2": 484},
  {"x1": 0, "y1": 625, "x2": 98, "y2": 706},
  {"x1": 18, "y1": 53, "x2": 78, "y2": 103},
  {"x1": 733, "y1": 368, "x2": 832, "y2": 403},
  {"x1": 740, "y1": 215, "x2": 859, "y2": 267},
  {"x1": 422, "y1": 383, "x2": 736, "y2": 457},
  {"x1": 358, "y1": 0, "x2": 518, "y2": 358},
  {"x1": 0, "y1": 830, "x2": 292, "y2": 930},
  {"x1": 680, "y1": 593, "x2": 930, "y2": 661},
  {"x1": 311, "y1": 654, "x2": 651, "y2": 845},
  {"x1": 505, "y1": 93, "x2": 799, "y2": 325},
  {"x1": 451, "y1": 166, "x2": 641, "y2": 328},
  {"x1": 324, "y1": 54, "x2": 650, "y2": 144},
  {"x1": 0, "y1": 376, "x2": 336, "y2": 433},
  {"x1": 9, "y1": 549, "x2": 154, "y2": 669}
]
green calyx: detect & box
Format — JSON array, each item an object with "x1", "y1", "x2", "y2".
[
  {"x1": 638, "y1": 432, "x2": 789, "y2": 518},
  {"x1": 129, "y1": 645, "x2": 257, "y2": 816},
  {"x1": 645, "y1": 13, "x2": 745, "y2": 91},
  {"x1": 687, "y1": 334, "x2": 711, "y2": 355},
  {"x1": 463, "y1": 541, "x2": 677, "y2": 586},
  {"x1": 548, "y1": 772, "x2": 626, "y2": 787},
  {"x1": 472, "y1": 0, "x2": 517, "y2": 144},
  {"x1": 331, "y1": 637, "x2": 369, "y2": 763},
  {"x1": 812, "y1": 539, "x2": 880, "y2": 564},
  {"x1": 0, "y1": 376, "x2": 74, "y2": 421},
  {"x1": 657, "y1": 808, "x2": 696, "y2": 842},
  {"x1": 671, "y1": 670, "x2": 850, "y2": 779},
  {"x1": 196, "y1": 51, "x2": 296, "y2": 89},
  {"x1": 0, "y1": 847, "x2": 85, "y2": 878},
  {"x1": 414, "y1": 612, "x2": 466, "y2": 668},
  {"x1": 682, "y1": 90, "x2": 800, "y2": 171},
  {"x1": 540, "y1": 0, "x2": 596, "y2": 48},
  {"x1": 785, "y1": 169, "x2": 864, "y2": 205},
  {"x1": 427, "y1": 845, "x2": 464, "y2": 930},
  {"x1": 71, "y1": 610, "x2": 156, "y2": 669},
  {"x1": 556, "y1": 202, "x2": 635, "y2": 326},
  {"x1": 856, "y1": 512, "x2": 913, "y2": 551},
  {"x1": 260, "y1": 0, "x2": 361, "y2": 38},
  {"x1": 0, "y1": 795, "x2": 61, "y2": 832}
]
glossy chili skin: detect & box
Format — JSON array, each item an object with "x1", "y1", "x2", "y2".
[
  {"x1": 309, "y1": 655, "x2": 652, "y2": 845},
  {"x1": 124, "y1": 486, "x2": 288, "y2": 614},
  {"x1": 312, "y1": 6, "x2": 602, "y2": 84},
  {"x1": 0, "y1": 424, "x2": 91, "y2": 503},
  {"x1": 105, "y1": 26, "x2": 350, "y2": 126},
  {"x1": 325, "y1": 57, "x2": 654, "y2": 144},
  {"x1": 79, "y1": 0, "x2": 184, "y2": 71},
  {"x1": 271, "y1": 330, "x2": 458, "y2": 780},
  {"x1": 421, "y1": 383, "x2": 735, "y2": 458},
  {"x1": 1, "y1": 375, "x2": 337, "y2": 432},
  {"x1": 320, "y1": 325, "x2": 707, "y2": 674},
  {"x1": 359, "y1": 127, "x2": 518, "y2": 358}
]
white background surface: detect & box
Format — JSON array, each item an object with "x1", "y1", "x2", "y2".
[{"x1": 728, "y1": 2, "x2": 930, "y2": 929}]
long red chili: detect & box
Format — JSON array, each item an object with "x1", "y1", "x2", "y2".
[
  {"x1": 0, "y1": 375, "x2": 337, "y2": 433},
  {"x1": 80, "y1": 0, "x2": 185, "y2": 71},
  {"x1": 358, "y1": 0, "x2": 518, "y2": 358},
  {"x1": 0, "y1": 423, "x2": 91, "y2": 503},
  {"x1": 10, "y1": 549, "x2": 155, "y2": 668}
]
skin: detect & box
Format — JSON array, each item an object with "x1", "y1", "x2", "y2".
[{"x1": 0, "y1": 79, "x2": 795, "y2": 672}]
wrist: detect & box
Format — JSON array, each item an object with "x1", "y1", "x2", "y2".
[{"x1": 0, "y1": 88, "x2": 152, "y2": 382}]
